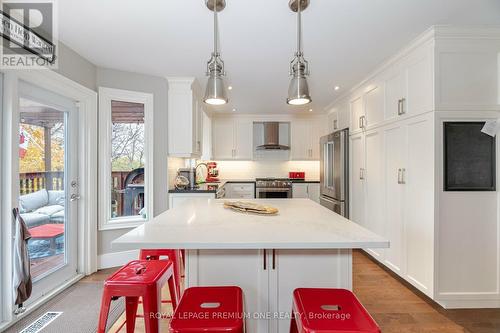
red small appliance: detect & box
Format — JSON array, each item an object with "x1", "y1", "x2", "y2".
[
  {"x1": 206, "y1": 162, "x2": 220, "y2": 182},
  {"x1": 289, "y1": 171, "x2": 305, "y2": 180}
]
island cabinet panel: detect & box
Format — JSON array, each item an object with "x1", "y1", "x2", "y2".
[
  {"x1": 185, "y1": 249, "x2": 353, "y2": 333},
  {"x1": 185, "y1": 249, "x2": 269, "y2": 333},
  {"x1": 269, "y1": 249, "x2": 352, "y2": 333}
]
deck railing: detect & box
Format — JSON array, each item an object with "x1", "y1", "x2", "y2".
[{"x1": 19, "y1": 171, "x2": 64, "y2": 195}]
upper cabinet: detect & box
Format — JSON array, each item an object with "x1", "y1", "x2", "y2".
[
  {"x1": 290, "y1": 117, "x2": 325, "y2": 160},
  {"x1": 347, "y1": 42, "x2": 434, "y2": 134},
  {"x1": 212, "y1": 117, "x2": 253, "y2": 160},
  {"x1": 167, "y1": 77, "x2": 204, "y2": 158}
]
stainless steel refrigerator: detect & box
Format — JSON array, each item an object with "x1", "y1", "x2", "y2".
[{"x1": 320, "y1": 128, "x2": 349, "y2": 217}]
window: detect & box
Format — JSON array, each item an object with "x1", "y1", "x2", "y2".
[{"x1": 98, "y1": 88, "x2": 153, "y2": 230}]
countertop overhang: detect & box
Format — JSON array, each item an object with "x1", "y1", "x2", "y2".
[{"x1": 112, "y1": 199, "x2": 389, "y2": 251}]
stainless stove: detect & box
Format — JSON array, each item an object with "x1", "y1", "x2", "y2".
[{"x1": 255, "y1": 178, "x2": 292, "y2": 199}]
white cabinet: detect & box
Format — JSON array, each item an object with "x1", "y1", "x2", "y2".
[
  {"x1": 384, "y1": 67, "x2": 407, "y2": 120},
  {"x1": 364, "y1": 84, "x2": 385, "y2": 128},
  {"x1": 383, "y1": 123, "x2": 405, "y2": 274},
  {"x1": 212, "y1": 118, "x2": 253, "y2": 160},
  {"x1": 290, "y1": 118, "x2": 324, "y2": 160},
  {"x1": 384, "y1": 47, "x2": 433, "y2": 121},
  {"x1": 169, "y1": 192, "x2": 215, "y2": 209},
  {"x1": 187, "y1": 249, "x2": 352, "y2": 333},
  {"x1": 350, "y1": 113, "x2": 434, "y2": 297},
  {"x1": 292, "y1": 183, "x2": 320, "y2": 203},
  {"x1": 167, "y1": 77, "x2": 204, "y2": 158},
  {"x1": 364, "y1": 128, "x2": 385, "y2": 260},
  {"x1": 224, "y1": 182, "x2": 255, "y2": 199},
  {"x1": 213, "y1": 117, "x2": 234, "y2": 160},
  {"x1": 270, "y1": 249, "x2": 351, "y2": 333},
  {"x1": 350, "y1": 96, "x2": 365, "y2": 132},
  {"x1": 350, "y1": 133, "x2": 365, "y2": 228}
]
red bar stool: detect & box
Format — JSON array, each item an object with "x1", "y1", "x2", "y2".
[
  {"x1": 97, "y1": 260, "x2": 177, "y2": 333},
  {"x1": 140, "y1": 249, "x2": 182, "y2": 304},
  {"x1": 290, "y1": 288, "x2": 380, "y2": 333},
  {"x1": 169, "y1": 286, "x2": 244, "y2": 333}
]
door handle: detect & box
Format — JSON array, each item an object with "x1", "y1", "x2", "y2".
[
  {"x1": 398, "y1": 98, "x2": 406, "y2": 115},
  {"x1": 263, "y1": 249, "x2": 267, "y2": 270},
  {"x1": 70, "y1": 194, "x2": 81, "y2": 201},
  {"x1": 397, "y1": 168, "x2": 402, "y2": 184},
  {"x1": 272, "y1": 249, "x2": 276, "y2": 270},
  {"x1": 359, "y1": 168, "x2": 365, "y2": 180}
]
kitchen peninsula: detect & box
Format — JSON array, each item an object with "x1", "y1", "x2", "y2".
[{"x1": 113, "y1": 199, "x2": 388, "y2": 333}]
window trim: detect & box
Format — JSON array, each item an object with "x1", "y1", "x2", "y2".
[{"x1": 98, "y1": 87, "x2": 154, "y2": 231}]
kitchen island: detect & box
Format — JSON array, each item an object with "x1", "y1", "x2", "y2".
[{"x1": 113, "y1": 199, "x2": 388, "y2": 333}]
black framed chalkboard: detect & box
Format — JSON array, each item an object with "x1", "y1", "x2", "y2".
[{"x1": 444, "y1": 122, "x2": 496, "y2": 191}]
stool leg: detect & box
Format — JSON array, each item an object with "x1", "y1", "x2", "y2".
[
  {"x1": 142, "y1": 289, "x2": 161, "y2": 333},
  {"x1": 167, "y1": 274, "x2": 178, "y2": 310},
  {"x1": 97, "y1": 289, "x2": 112, "y2": 333},
  {"x1": 125, "y1": 296, "x2": 139, "y2": 333},
  {"x1": 290, "y1": 310, "x2": 299, "y2": 333}
]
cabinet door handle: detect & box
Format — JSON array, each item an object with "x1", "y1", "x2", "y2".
[
  {"x1": 333, "y1": 119, "x2": 338, "y2": 130},
  {"x1": 401, "y1": 168, "x2": 406, "y2": 184},
  {"x1": 397, "y1": 168, "x2": 402, "y2": 184},
  {"x1": 272, "y1": 249, "x2": 276, "y2": 270},
  {"x1": 358, "y1": 117, "x2": 362, "y2": 129},
  {"x1": 398, "y1": 98, "x2": 406, "y2": 116},
  {"x1": 263, "y1": 249, "x2": 267, "y2": 270},
  {"x1": 359, "y1": 168, "x2": 365, "y2": 180}
]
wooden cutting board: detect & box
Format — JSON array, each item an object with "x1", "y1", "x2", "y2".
[{"x1": 223, "y1": 201, "x2": 279, "y2": 215}]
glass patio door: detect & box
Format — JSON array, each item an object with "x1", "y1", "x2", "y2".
[{"x1": 17, "y1": 81, "x2": 78, "y2": 304}]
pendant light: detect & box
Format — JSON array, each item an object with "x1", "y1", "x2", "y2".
[
  {"x1": 203, "y1": 0, "x2": 228, "y2": 105},
  {"x1": 287, "y1": 0, "x2": 312, "y2": 105}
]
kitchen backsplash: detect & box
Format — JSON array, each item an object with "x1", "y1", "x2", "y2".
[{"x1": 211, "y1": 160, "x2": 320, "y2": 180}]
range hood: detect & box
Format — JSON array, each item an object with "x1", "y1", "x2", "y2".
[{"x1": 256, "y1": 122, "x2": 290, "y2": 150}]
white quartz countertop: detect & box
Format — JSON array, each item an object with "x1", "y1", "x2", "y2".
[{"x1": 112, "y1": 199, "x2": 389, "y2": 250}]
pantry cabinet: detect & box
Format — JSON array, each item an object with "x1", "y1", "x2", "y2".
[
  {"x1": 291, "y1": 183, "x2": 320, "y2": 203},
  {"x1": 167, "y1": 77, "x2": 204, "y2": 158},
  {"x1": 349, "y1": 113, "x2": 434, "y2": 296},
  {"x1": 212, "y1": 118, "x2": 253, "y2": 160}
]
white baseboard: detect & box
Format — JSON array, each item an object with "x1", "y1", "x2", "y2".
[
  {"x1": 97, "y1": 249, "x2": 139, "y2": 269},
  {"x1": 437, "y1": 298, "x2": 500, "y2": 309}
]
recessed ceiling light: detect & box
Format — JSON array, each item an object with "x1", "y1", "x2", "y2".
[
  {"x1": 232, "y1": 108, "x2": 236, "y2": 112},
  {"x1": 228, "y1": 86, "x2": 233, "y2": 90},
  {"x1": 309, "y1": 108, "x2": 313, "y2": 112},
  {"x1": 334, "y1": 86, "x2": 340, "y2": 91}
]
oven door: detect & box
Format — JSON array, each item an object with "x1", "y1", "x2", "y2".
[{"x1": 256, "y1": 188, "x2": 292, "y2": 199}]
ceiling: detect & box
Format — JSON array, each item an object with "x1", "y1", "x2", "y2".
[{"x1": 58, "y1": 0, "x2": 500, "y2": 114}]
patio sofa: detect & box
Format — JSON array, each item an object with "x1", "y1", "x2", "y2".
[{"x1": 19, "y1": 189, "x2": 65, "y2": 228}]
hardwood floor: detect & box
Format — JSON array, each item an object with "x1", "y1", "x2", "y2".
[
  {"x1": 353, "y1": 250, "x2": 500, "y2": 333},
  {"x1": 90, "y1": 251, "x2": 500, "y2": 333}
]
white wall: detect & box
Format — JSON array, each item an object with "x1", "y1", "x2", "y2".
[{"x1": 96, "y1": 68, "x2": 169, "y2": 255}]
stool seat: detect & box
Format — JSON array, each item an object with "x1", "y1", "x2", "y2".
[
  {"x1": 107, "y1": 260, "x2": 170, "y2": 285},
  {"x1": 170, "y1": 286, "x2": 244, "y2": 333},
  {"x1": 291, "y1": 288, "x2": 380, "y2": 333}
]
